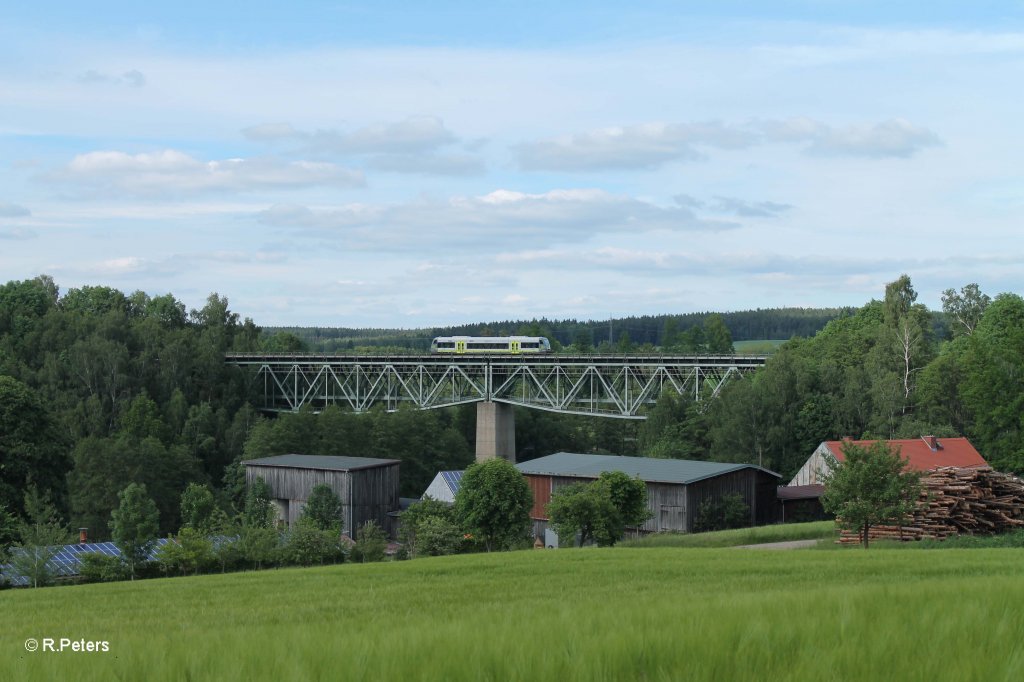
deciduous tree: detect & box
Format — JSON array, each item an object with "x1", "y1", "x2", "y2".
[
  {"x1": 942, "y1": 283, "x2": 990, "y2": 338},
  {"x1": 302, "y1": 483, "x2": 343, "y2": 532},
  {"x1": 546, "y1": 483, "x2": 618, "y2": 547},
  {"x1": 9, "y1": 487, "x2": 72, "y2": 588},
  {"x1": 179, "y1": 483, "x2": 217, "y2": 533},
  {"x1": 820, "y1": 441, "x2": 921, "y2": 549},
  {"x1": 244, "y1": 476, "x2": 275, "y2": 529},
  {"x1": 111, "y1": 482, "x2": 160, "y2": 579},
  {"x1": 454, "y1": 458, "x2": 532, "y2": 552}
]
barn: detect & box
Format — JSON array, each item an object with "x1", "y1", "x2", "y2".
[
  {"x1": 787, "y1": 436, "x2": 988, "y2": 486},
  {"x1": 515, "y1": 452, "x2": 781, "y2": 542},
  {"x1": 244, "y1": 454, "x2": 400, "y2": 537}
]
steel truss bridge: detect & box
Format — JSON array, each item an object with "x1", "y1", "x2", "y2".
[{"x1": 225, "y1": 354, "x2": 768, "y2": 419}]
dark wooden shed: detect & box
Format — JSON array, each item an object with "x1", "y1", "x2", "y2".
[
  {"x1": 244, "y1": 454, "x2": 400, "y2": 537},
  {"x1": 516, "y1": 452, "x2": 781, "y2": 540}
]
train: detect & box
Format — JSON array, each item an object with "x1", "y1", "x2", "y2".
[{"x1": 430, "y1": 336, "x2": 552, "y2": 354}]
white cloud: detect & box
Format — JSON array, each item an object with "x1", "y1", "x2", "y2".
[
  {"x1": 803, "y1": 118, "x2": 942, "y2": 158},
  {"x1": 242, "y1": 117, "x2": 482, "y2": 175},
  {"x1": 518, "y1": 117, "x2": 942, "y2": 170},
  {"x1": 47, "y1": 150, "x2": 364, "y2": 197},
  {"x1": 365, "y1": 153, "x2": 485, "y2": 176},
  {"x1": 257, "y1": 188, "x2": 738, "y2": 251},
  {"x1": 243, "y1": 116, "x2": 459, "y2": 155},
  {"x1": 75, "y1": 69, "x2": 147, "y2": 88},
  {"x1": 0, "y1": 202, "x2": 31, "y2": 217},
  {"x1": 674, "y1": 195, "x2": 792, "y2": 218}
]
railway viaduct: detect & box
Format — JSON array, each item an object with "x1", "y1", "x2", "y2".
[{"x1": 225, "y1": 353, "x2": 767, "y2": 462}]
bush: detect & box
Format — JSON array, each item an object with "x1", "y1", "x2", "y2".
[
  {"x1": 281, "y1": 518, "x2": 345, "y2": 566},
  {"x1": 352, "y1": 521, "x2": 387, "y2": 563},
  {"x1": 399, "y1": 497, "x2": 460, "y2": 559},
  {"x1": 78, "y1": 552, "x2": 129, "y2": 583},
  {"x1": 414, "y1": 515, "x2": 464, "y2": 557},
  {"x1": 239, "y1": 526, "x2": 280, "y2": 569},
  {"x1": 156, "y1": 529, "x2": 215, "y2": 576}
]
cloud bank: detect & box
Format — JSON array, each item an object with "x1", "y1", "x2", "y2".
[{"x1": 518, "y1": 117, "x2": 942, "y2": 170}]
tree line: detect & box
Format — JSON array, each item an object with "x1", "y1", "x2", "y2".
[
  {"x1": 2, "y1": 273, "x2": 1022, "y2": 574},
  {"x1": 269, "y1": 307, "x2": 851, "y2": 353},
  {"x1": 643, "y1": 277, "x2": 1023, "y2": 479}
]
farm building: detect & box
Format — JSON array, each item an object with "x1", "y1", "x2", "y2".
[
  {"x1": 421, "y1": 470, "x2": 463, "y2": 503},
  {"x1": 787, "y1": 436, "x2": 987, "y2": 486},
  {"x1": 244, "y1": 454, "x2": 400, "y2": 537},
  {"x1": 514, "y1": 452, "x2": 781, "y2": 541},
  {"x1": 776, "y1": 484, "x2": 830, "y2": 523}
]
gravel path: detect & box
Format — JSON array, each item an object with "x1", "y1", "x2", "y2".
[{"x1": 732, "y1": 539, "x2": 821, "y2": 550}]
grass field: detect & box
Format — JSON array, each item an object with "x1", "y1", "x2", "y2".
[
  {"x1": 621, "y1": 520, "x2": 837, "y2": 548},
  {"x1": 4, "y1": 538, "x2": 1024, "y2": 681}
]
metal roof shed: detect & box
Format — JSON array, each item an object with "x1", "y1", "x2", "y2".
[
  {"x1": 516, "y1": 452, "x2": 781, "y2": 534},
  {"x1": 244, "y1": 454, "x2": 400, "y2": 537}
]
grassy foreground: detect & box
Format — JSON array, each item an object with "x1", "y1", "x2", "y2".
[{"x1": 3, "y1": 546, "x2": 1024, "y2": 681}]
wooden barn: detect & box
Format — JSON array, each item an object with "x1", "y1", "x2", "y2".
[
  {"x1": 787, "y1": 436, "x2": 988, "y2": 486},
  {"x1": 515, "y1": 452, "x2": 781, "y2": 542},
  {"x1": 244, "y1": 454, "x2": 400, "y2": 537}
]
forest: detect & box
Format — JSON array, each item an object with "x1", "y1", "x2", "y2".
[
  {"x1": 1, "y1": 274, "x2": 1021, "y2": 543},
  {"x1": 267, "y1": 307, "x2": 856, "y2": 353}
]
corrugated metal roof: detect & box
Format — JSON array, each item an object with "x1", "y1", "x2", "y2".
[
  {"x1": 244, "y1": 454, "x2": 400, "y2": 471},
  {"x1": 515, "y1": 452, "x2": 780, "y2": 484}
]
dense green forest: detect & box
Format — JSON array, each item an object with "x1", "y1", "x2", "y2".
[
  {"x1": 267, "y1": 307, "x2": 856, "y2": 353},
  {"x1": 1, "y1": 274, "x2": 1021, "y2": 545}
]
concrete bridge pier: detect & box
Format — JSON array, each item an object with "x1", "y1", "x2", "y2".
[{"x1": 475, "y1": 401, "x2": 516, "y2": 463}]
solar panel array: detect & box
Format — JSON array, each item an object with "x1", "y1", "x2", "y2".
[
  {"x1": 441, "y1": 470, "x2": 464, "y2": 495},
  {"x1": 1, "y1": 538, "x2": 171, "y2": 587}
]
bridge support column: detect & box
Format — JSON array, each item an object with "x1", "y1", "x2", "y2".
[{"x1": 475, "y1": 401, "x2": 516, "y2": 463}]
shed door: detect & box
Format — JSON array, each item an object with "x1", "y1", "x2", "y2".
[{"x1": 660, "y1": 505, "x2": 684, "y2": 532}]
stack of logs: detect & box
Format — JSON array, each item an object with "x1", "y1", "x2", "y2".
[{"x1": 837, "y1": 467, "x2": 1024, "y2": 544}]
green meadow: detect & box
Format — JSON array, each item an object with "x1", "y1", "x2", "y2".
[
  {"x1": 622, "y1": 520, "x2": 837, "y2": 548},
  {"x1": 4, "y1": 535, "x2": 1024, "y2": 682}
]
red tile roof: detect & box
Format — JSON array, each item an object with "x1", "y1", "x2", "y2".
[{"x1": 824, "y1": 437, "x2": 987, "y2": 472}]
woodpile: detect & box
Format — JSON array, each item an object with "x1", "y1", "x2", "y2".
[{"x1": 837, "y1": 467, "x2": 1024, "y2": 544}]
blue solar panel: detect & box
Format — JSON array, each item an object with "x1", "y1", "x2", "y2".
[
  {"x1": 441, "y1": 470, "x2": 464, "y2": 495},
  {"x1": 1, "y1": 537, "x2": 176, "y2": 586}
]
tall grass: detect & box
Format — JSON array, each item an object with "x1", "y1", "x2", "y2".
[{"x1": 4, "y1": 543, "x2": 1023, "y2": 681}]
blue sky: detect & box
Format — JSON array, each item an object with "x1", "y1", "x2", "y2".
[{"x1": 2, "y1": 2, "x2": 1023, "y2": 326}]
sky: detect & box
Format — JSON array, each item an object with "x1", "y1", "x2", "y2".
[{"x1": 2, "y1": 1, "x2": 1023, "y2": 328}]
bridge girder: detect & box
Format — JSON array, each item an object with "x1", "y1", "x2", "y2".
[{"x1": 226, "y1": 354, "x2": 766, "y2": 418}]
